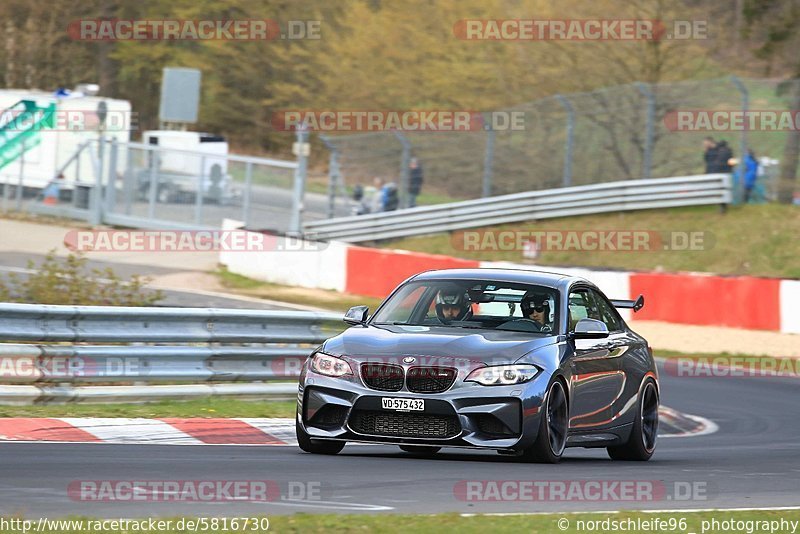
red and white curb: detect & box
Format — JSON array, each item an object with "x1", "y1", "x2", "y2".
[{"x1": 0, "y1": 407, "x2": 716, "y2": 445}]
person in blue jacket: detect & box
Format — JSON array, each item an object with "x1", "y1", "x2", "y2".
[{"x1": 743, "y1": 149, "x2": 759, "y2": 203}]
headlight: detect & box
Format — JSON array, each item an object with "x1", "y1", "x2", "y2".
[
  {"x1": 465, "y1": 364, "x2": 539, "y2": 386},
  {"x1": 310, "y1": 352, "x2": 353, "y2": 377}
]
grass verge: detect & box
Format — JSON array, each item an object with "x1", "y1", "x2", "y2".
[
  {"x1": 1, "y1": 510, "x2": 798, "y2": 533},
  {"x1": 258, "y1": 510, "x2": 800, "y2": 533},
  {"x1": 384, "y1": 204, "x2": 800, "y2": 279},
  {"x1": 0, "y1": 397, "x2": 297, "y2": 419}
]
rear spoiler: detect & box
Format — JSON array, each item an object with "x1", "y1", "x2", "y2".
[{"x1": 610, "y1": 294, "x2": 645, "y2": 313}]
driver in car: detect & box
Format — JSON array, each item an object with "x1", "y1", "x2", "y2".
[{"x1": 435, "y1": 288, "x2": 471, "y2": 324}]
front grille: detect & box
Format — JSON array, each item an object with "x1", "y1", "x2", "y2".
[
  {"x1": 406, "y1": 366, "x2": 457, "y2": 393},
  {"x1": 349, "y1": 410, "x2": 460, "y2": 438},
  {"x1": 361, "y1": 363, "x2": 404, "y2": 391}
]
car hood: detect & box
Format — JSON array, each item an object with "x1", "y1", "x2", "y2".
[{"x1": 323, "y1": 324, "x2": 557, "y2": 367}]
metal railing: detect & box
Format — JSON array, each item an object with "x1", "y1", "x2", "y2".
[
  {"x1": 304, "y1": 173, "x2": 733, "y2": 243},
  {"x1": 321, "y1": 77, "x2": 797, "y2": 204},
  {"x1": 12, "y1": 136, "x2": 352, "y2": 233},
  {"x1": 0, "y1": 303, "x2": 346, "y2": 404}
]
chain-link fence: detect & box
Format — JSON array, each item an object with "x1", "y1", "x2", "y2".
[
  {"x1": 9, "y1": 138, "x2": 352, "y2": 233},
  {"x1": 321, "y1": 77, "x2": 798, "y2": 207},
  {"x1": 2, "y1": 77, "x2": 796, "y2": 233}
]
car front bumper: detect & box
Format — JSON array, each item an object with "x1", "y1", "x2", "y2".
[{"x1": 298, "y1": 372, "x2": 551, "y2": 452}]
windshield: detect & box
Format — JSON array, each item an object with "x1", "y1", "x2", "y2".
[{"x1": 371, "y1": 279, "x2": 559, "y2": 335}]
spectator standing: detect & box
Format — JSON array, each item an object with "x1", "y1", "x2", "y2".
[
  {"x1": 743, "y1": 149, "x2": 759, "y2": 203},
  {"x1": 382, "y1": 182, "x2": 399, "y2": 211},
  {"x1": 703, "y1": 137, "x2": 718, "y2": 173},
  {"x1": 42, "y1": 173, "x2": 64, "y2": 205},
  {"x1": 715, "y1": 140, "x2": 734, "y2": 173},
  {"x1": 369, "y1": 177, "x2": 384, "y2": 214},
  {"x1": 408, "y1": 157, "x2": 423, "y2": 208}
]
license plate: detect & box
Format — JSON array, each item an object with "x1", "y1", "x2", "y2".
[{"x1": 381, "y1": 397, "x2": 424, "y2": 411}]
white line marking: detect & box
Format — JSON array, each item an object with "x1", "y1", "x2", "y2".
[
  {"x1": 258, "y1": 499, "x2": 394, "y2": 511},
  {"x1": 659, "y1": 408, "x2": 719, "y2": 438},
  {"x1": 460, "y1": 505, "x2": 800, "y2": 517},
  {"x1": 147, "y1": 284, "x2": 322, "y2": 311}
]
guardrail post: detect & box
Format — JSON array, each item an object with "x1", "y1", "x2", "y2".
[
  {"x1": 105, "y1": 138, "x2": 118, "y2": 217},
  {"x1": 123, "y1": 144, "x2": 134, "y2": 215},
  {"x1": 242, "y1": 161, "x2": 253, "y2": 227},
  {"x1": 394, "y1": 131, "x2": 412, "y2": 208},
  {"x1": 195, "y1": 155, "x2": 206, "y2": 224},
  {"x1": 74, "y1": 147, "x2": 82, "y2": 210},
  {"x1": 1, "y1": 161, "x2": 7, "y2": 211},
  {"x1": 482, "y1": 122, "x2": 495, "y2": 197},
  {"x1": 15, "y1": 138, "x2": 25, "y2": 211},
  {"x1": 731, "y1": 76, "x2": 749, "y2": 205},
  {"x1": 289, "y1": 128, "x2": 309, "y2": 234},
  {"x1": 147, "y1": 147, "x2": 159, "y2": 219},
  {"x1": 319, "y1": 135, "x2": 340, "y2": 218},
  {"x1": 637, "y1": 83, "x2": 655, "y2": 179},
  {"x1": 555, "y1": 95, "x2": 575, "y2": 187},
  {"x1": 90, "y1": 140, "x2": 104, "y2": 225}
]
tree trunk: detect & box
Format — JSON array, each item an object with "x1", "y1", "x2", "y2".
[{"x1": 778, "y1": 80, "x2": 800, "y2": 203}]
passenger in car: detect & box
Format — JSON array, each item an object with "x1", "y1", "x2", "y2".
[{"x1": 521, "y1": 292, "x2": 553, "y2": 332}]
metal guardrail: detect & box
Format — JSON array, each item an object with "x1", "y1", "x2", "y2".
[
  {"x1": 304, "y1": 174, "x2": 732, "y2": 243},
  {"x1": 0, "y1": 303, "x2": 346, "y2": 404},
  {"x1": 0, "y1": 303, "x2": 342, "y2": 343}
]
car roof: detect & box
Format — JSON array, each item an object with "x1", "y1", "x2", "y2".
[{"x1": 410, "y1": 268, "x2": 594, "y2": 290}]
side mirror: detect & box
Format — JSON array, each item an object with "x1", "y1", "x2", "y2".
[
  {"x1": 343, "y1": 305, "x2": 369, "y2": 325},
  {"x1": 572, "y1": 318, "x2": 609, "y2": 339}
]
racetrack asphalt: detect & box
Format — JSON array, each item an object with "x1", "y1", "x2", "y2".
[{"x1": 1, "y1": 359, "x2": 797, "y2": 518}]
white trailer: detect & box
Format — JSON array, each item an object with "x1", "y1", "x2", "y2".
[{"x1": 0, "y1": 89, "x2": 132, "y2": 190}]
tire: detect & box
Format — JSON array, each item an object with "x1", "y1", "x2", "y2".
[
  {"x1": 607, "y1": 379, "x2": 658, "y2": 461},
  {"x1": 521, "y1": 378, "x2": 569, "y2": 463},
  {"x1": 399, "y1": 445, "x2": 441, "y2": 456},
  {"x1": 296, "y1": 420, "x2": 346, "y2": 455}
]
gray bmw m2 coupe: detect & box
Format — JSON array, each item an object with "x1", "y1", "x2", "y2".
[{"x1": 297, "y1": 268, "x2": 658, "y2": 463}]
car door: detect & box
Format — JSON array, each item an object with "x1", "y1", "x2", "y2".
[{"x1": 567, "y1": 286, "x2": 627, "y2": 431}]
